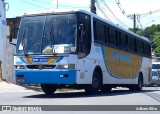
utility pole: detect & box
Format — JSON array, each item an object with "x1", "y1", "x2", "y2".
[
  {"x1": 91, "y1": 0, "x2": 96, "y2": 14},
  {"x1": 128, "y1": 14, "x2": 137, "y2": 33},
  {"x1": 133, "y1": 14, "x2": 136, "y2": 33}
]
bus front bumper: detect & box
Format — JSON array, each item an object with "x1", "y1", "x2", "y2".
[{"x1": 15, "y1": 70, "x2": 76, "y2": 84}]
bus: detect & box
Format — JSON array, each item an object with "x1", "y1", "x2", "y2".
[{"x1": 11, "y1": 10, "x2": 152, "y2": 95}]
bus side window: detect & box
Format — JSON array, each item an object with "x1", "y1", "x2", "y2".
[
  {"x1": 93, "y1": 20, "x2": 97, "y2": 40},
  {"x1": 120, "y1": 33, "x2": 126, "y2": 49},
  {"x1": 115, "y1": 30, "x2": 118, "y2": 46},
  {"x1": 137, "y1": 40, "x2": 144, "y2": 54},
  {"x1": 118, "y1": 31, "x2": 122, "y2": 48},
  {"x1": 134, "y1": 38, "x2": 137, "y2": 52},
  {"x1": 128, "y1": 36, "x2": 134, "y2": 51},
  {"x1": 125, "y1": 35, "x2": 129, "y2": 50},
  {"x1": 110, "y1": 28, "x2": 116, "y2": 46},
  {"x1": 148, "y1": 44, "x2": 151, "y2": 57},
  {"x1": 144, "y1": 43, "x2": 151, "y2": 57},
  {"x1": 93, "y1": 19, "x2": 105, "y2": 43},
  {"x1": 106, "y1": 26, "x2": 110, "y2": 44}
]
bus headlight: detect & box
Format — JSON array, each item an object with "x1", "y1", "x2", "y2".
[
  {"x1": 56, "y1": 64, "x2": 75, "y2": 69},
  {"x1": 15, "y1": 65, "x2": 25, "y2": 69},
  {"x1": 64, "y1": 65, "x2": 69, "y2": 69}
]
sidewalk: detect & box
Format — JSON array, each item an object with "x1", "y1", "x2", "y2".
[{"x1": 0, "y1": 80, "x2": 34, "y2": 93}]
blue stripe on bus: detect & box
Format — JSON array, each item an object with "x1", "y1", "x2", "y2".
[
  {"x1": 19, "y1": 57, "x2": 28, "y2": 64},
  {"x1": 55, "y1": 56, "x2": 64, "y2": 63},
  {"x1": 15, "y1": 69, "x2": 76, "y2": 84}
]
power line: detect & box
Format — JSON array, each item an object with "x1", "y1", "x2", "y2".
[
  {"x1": 140, "y1": 9, "x2": 160, "y2": 17},
  {"x1": 97, "y1": 0, "x2": 119, "y2": 23},
  {"x1": 99, "y1": 0, "x2": 129, "y2": 28},
  {"x1": 99, "y1": 3, "x2": 118, "y2": 24},
  {"x1": 31, "y1": 0, "x2": 89, "y2": 9},
  {"x1": 32, "y1": 0, "x2": 53, "y2": 5},
  {"x1": 96, "y1": 2, "x2": 111, "y2": 21},
  {"x1": 97, "y1": 1, "x2": 118, "y2": 23},
  {"x1": 115, "y1": 0, "x2": 128, "y2": 17},
  {"x1": 18, "y1": 0, "x2": 48, "y2": 9}
]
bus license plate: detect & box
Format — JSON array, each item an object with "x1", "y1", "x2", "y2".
[{"x1": 32, "y1": 57, "x2": 48, "y2": 63}]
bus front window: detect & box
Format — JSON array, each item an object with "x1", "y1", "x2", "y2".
[
  {"x1": 16, "y1": 16, "x2": 45, "y2": 54},
  {"x1": 42, "y1": 14, "x2": 77, "y2": 54},
  {"x1": 16, "y1": 14, "x2": 77, "y2": 55}
]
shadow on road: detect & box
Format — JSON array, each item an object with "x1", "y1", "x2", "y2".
[{"x1": 23, "y1": 89, "x2": 159, "y2": 99}]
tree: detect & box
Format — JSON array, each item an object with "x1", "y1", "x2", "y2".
[
  {"x1": 153, "y1": 32, "x2": 160, "y2": 53},
  {"x1": 129, "y1": 24, "x2": 160, "y2": 53}
]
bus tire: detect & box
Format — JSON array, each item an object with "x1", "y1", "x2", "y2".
[
  {"x1": 135, "y1": 74, "x2": 143, "y2": 91},
  {"x1": 41, "y1": 84, "x2": 58, "y2": 95},
  {"x1": 101, "y1": 85, "x2": 112, "y2": 93},
  {"x1": 129, "y1": 74, "x2": 143, "y2": 91},
  {"x1": 85, "y1": 71, "x2": 101, "y2": 94}
]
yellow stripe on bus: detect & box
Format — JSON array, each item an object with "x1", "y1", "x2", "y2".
[{"x1": 104, "y1": 46, "x2": 141, "y2": 78}]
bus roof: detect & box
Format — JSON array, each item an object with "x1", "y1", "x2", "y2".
[{"x1": 24, "y1": 9, "x2": 150, "y2": 43}]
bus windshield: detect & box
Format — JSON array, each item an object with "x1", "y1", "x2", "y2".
[{"x1": 16, "y1": 14, "x2": 77, "y2": 55}]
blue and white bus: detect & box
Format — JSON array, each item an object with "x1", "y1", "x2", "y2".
[{"x1": 11, "y1": 10, "x2": 152, "y2": 94}]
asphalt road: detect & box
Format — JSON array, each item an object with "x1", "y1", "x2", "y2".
[
  {"x1": 0, "y1": 86, "x2": 160, "y2": 114},
  {"x1": 0, "y1": 86, "x2": 160, "y2": 105}
]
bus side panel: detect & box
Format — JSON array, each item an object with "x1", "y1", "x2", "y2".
[
  {"x1": 101, "y1": 46, "x2": 143, "y2": 84},
  {"x1": 76, "y1": 44, "x2": 104, "y2": 84},
  {"x1": 139, "y1": 57, "x2": 152, "y2": 85}
]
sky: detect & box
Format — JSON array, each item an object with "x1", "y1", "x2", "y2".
[{"x1": 5, "y1": 0, "x2": 160, "y2": 29}]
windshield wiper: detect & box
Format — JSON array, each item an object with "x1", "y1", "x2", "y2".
[
  {"x1": 50, "y1": 24, "x2": 57, "y2": 55},
  {"x1": 22, "y1": 28, "x2": 28, "y2": 56}
]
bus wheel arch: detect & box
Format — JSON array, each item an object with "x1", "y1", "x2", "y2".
[
  {"x1": 85, "y1": 66, "x2": 103, "y2": 94},
  {"x1": 129, "y1": 72, "x2": 143, "y2": 91},
  {"x1": 94, "y1": 66, "x2": 103, "y2": 85}
]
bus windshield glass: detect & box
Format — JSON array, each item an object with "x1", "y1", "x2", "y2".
[{"x1": 16, "y1": 14, "x2": 77, "y2": 55}]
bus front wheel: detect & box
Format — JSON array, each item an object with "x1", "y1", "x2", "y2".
[
  {"x1": 85, "y1": 71, "x2": 101, "y2": 94},
  {"x1": 41, "y1": 84, "x2": 58, "y2": 95}
]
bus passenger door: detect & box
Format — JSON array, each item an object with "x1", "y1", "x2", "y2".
[{"x1": 77, "y1": 12, "x2": 91, "y2": 84}]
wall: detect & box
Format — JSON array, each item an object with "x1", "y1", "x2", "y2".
[
  {"x1": 0, "y1": 0, "x2": 16, "y2": 83},
  {"x1": 0, "y1": 0, "x2": 5, "y2": 78}
]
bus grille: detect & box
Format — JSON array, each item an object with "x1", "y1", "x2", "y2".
[{"x1": 26, "y1": 65, "x2": 56, "y2": 69}]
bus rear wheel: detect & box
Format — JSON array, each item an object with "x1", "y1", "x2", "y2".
[
  {"x1": 41, "y1": 84, "x2": 58, "y2": 95},
  {"x1": 85, "y1": 71, "x2": 101, "y2": 94},
  {"x1": 101, "y1": 85, "x2": 112, "y2": 93},
  {"x1": 135, "y1": 75, "x2": 143, "y2": 91},
  {"x1": 129, "y1": 74, "x2": 143, "y2": 91}
]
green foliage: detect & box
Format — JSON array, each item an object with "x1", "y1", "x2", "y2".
[
  {"x1": 129, "y1": 24, "x2": 160, "y2": 53},
  {"x1": 153, "y1": 32, "x2": 160, "y2": 53}
]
